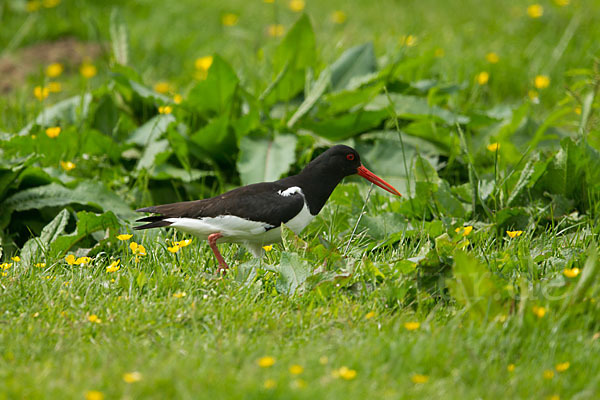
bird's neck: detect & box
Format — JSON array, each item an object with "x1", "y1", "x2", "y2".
[{"x1": 285, "y1": 165, "x2": 346, "y2": 216}]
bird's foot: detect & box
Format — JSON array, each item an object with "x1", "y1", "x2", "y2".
[{"x1": 208, "y1": 232, "x2": 229, "y2": 275}]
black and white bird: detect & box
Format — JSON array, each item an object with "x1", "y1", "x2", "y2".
[{"x1": 134, "y1": 145, "x2": 401, "y2": 272}]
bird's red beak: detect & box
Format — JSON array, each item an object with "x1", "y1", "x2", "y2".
[{"x1": 357, "y1": 165, "x2": 402, "y2": 196}]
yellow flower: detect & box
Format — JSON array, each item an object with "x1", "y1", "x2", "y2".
[
  {"x1": 11, "y1": 256, "x2": 20, "y2": 262},
  {"x1": 289, "y1": 365, "x2": 303, "y2": 375},
  {"x1": 487, "y1": 143, "x2": 500, "y2": 152},
  {"x1": 173, "y1": 292, "x2": 186, "y2": 298},
  {"x1": 117, "y1": 234, "x2": 133, "y2": 241},
  {"x1": 400, "y1": 34, "x2": 417, "y2": 47},
  {"x1": 65, "y1": 254, "x2": 76, "y2": 265},
  {"x1": 158, "y1": 105, "x2": 172, "y2": 114},
  {"x1": 167, "y1": 245, "x2": 180, "y2": 253},
  {"x1": 26, "y1": 1, "x2": 41, "y2": 12},
  {"x1": 0, "y1": 263, "x2": 12, "y2": 270},
  {"x1": 336, "y1": 366, "x2": 357, "y2": 380},
  {"x1": 574, "y1": 106, "x2": 581, "y2": 115},
  {"x1": 262, "y1": 245, "x2": 273, "y2": 252},
  {"x1": 130, "y1": 242, "x2": 146, "y2": 256},
  {"x1": 173, "y1": 94, "x2": 183, "y2": 104},
  {"x1": 527, "y1": 4, "x2": 544, "y2": 18},
  {"x1": 319, "y1": 356, "x2": 329, "y2": 365},
  {"x1": 486, "y1": 52, "x2": 499, "y2": 64},
  {"x1": 85, "y1": 391, "x2": 104, "y2": 400},
  {"x1": 75, "y1": 257, "x2": 91, "y2": 265},
  {"x1": 543, "y1": 369, "x2": 554, "y2": 379},
  {"x1": 476, "y1": 71, "x2": 489, "y2": 85},
  {"x1": 47, "y1": 82, "x2": 62, "y2": 93},
  {"x1": 528, "y1": 90, "x2": 539, "y2": 103},
  {"x1": 411, "y1": 374, "x2": 429, "y2": 384},
  {"x1": 331, "y1": 10, "x2": 347, "y2": 24},
  {"x1": 45, "y1": 63, "x2": 63, "y2": 78},
  {"x1": 264, "y1": 0, "x2": 275, "y2": 3},
  {"x1": 555, "y1": 362, "x2": 570, "y2": 372},
  {"x1": 258, "y1": 356, "x2": 276, "y2": 368},
  {"x1": 60, "y1": 161, "x2": 76, "y2": 171},
  {"x1": 563, "y1": 268, "x2": 580, "y2": 278},
  {"x1": 549, "y1": 395, "x2": 560, "y2": 400},
  {"x1": 534, "y1": 75, "x2": 550, "y2": 89},
  {"x1": 288, "y1": 0, "x2": 305, "y2": 12},
  {"x1": 404, "y1": 321, "x2": 420, "y2": 331},
  {"x1": 176, "y1": 239, "x2": 192, "y2": 247},
  {"x1": 263, "y1": 379, "x2": 276, "y2": 389},
  {"x1": 195, "y1": 56, "x2": 214, "y2": 71},
  {"x1": 267, "y1": 24, "x2": 285, "y2": 37},
  {"x1": 122, "y1": 371, "x2": 143, "y2": 383},
  {"x1": 45, "y1": 126, "x2": 61, "y2": 138},
  {"x1": 365, "y1": 311, "x2": 376, "y2": 319},
  {"x1": 506, "y1": 230, "x2": 523, "y2": 238},
  {"x1": 507, "y1": 363, "x2": 515, "y2": 372},
  {"x1": 455, "y1": 226, "x2": 473, "y2": 236},
  {"x1": 154, "y1": 82, "x2": 170, "y2": 94},
  {"x1": 532, "y1": 305, "x2": 547, "y2": 318},
  {"x1": 221, "y1": 13, "x2": 239, "y2": 26},
  {"x1": 34, "y1": 86, "x2": 49, "y2": 100},
  {"x1": 106, "y1": 260, "x2": 121, "y2": 273},
  {"x1": 43, "y1": 0, "x2": 60, "y2": 7},
  {"x1": 80, "y1": 63, "x2": 97, "y2": 78},
  {"x1": 88, "y1": 314, "x2": 101, "y2": 323},
  {"x1": 35, "y1": 263, "x2": 46, "y2": 268},
  {"x1": 554, "y1": 0, "x2": 569, "y2": 6},
  {"x1": 434, "y1": 48, "x2": 445, "y2": 58}
]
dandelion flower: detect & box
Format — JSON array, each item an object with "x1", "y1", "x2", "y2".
[
  {"x1": 267, "y1": 24, "x2": 285, "y2": 37},
  {"x1": 48, "y1": 82, "x2": 62, "y2": 93},
  {"x1": 289, "y1": 364, "x2": 303, "y2": 375},
  {"x1": 122, "y1": 371, "x2": 143, "y2": 383},
  {"x1": 154, "y1": 82, "x2": 170, "y2": 94},
  {"x1": 173, "y1": 292, "x2": 186, "y2": 298},
  {"x1": 331, "y1": 10, "x2": 347, "y2": 24},
  {"x1": 11, "y1": 256, "x2": 20, "y2": 262},
  {"x1": 130, "y1": 242, "x2": 147, "y2": 256},
  {"x1": 45, "y1": 126, "x2": 61, "y2": 138},
  {"x1": 507, "y1": 364, "x2": 515, "y2": 372},
  {"x1": 258, "y1": 356, "x2": 276, "y2": 368},
  {"x1": 85, "y1": 391, "x2": 104, "y2": 400},
  {"x1": 455, "y1": 226, "x2": 473, "y2": 236},
  {"x1": 527, "y1": 4, "x2": 544, "y2": 18},
  {"x1": 0, "y1": 263, "x2": 12, "y2": 270},
  {"x1": 487, "y1": 143, "x2": 500, "y2": 152},
  {"x1": 195, "y1": 56, "x2": 213, "y2": 71},
  {"x1": 88, "y1": 314, "x2": 101, "y2": 323},
  {"x1": 543, "y1": 369, "x2": 554, "y2": 379},
  {"x1": 158, "y1": 105, "x2": 172, "y2": 114},
  {"x1": 80, "y1": 62, "x2": 97, "y2": 78},
  {"x1": 60, "y1": 161, "x2": 76, "y2": 171},
  {"x1": 262, "y1": 245, "x2": 273, "y2": 252},
  {"x1": 411, "y1": 374, "x2": 429, "y2": 384},
  {"x1": 263, "y1": 379, "x2": 276, "y2": 389},
  {"x1": 555, "y1": 362, "x2": 570, "y2": 372},
  {"x1": 486, "y1": 52, "x2": 499, "y2": 64},
  {"x1": 173, "y1": 94, "x2": 183, "y2": 104},
  {"x1": 532, "y1": 305, "x2": 546, "y2": 318},
  {"x1": 106, "y1": 260, "x2": 120, "y2": 273},
  {"x1": 221, "y1": 13, "x2": 239, "y2": 26},
  {"x1": 176, "y1": 239, "x2": 192, "y2": 247},
  {"x1": 365, "y1": 311, "x2": 376, "y2": 319},
  {"x1": 117, "y1": 234, "x2": 133, "y2": 241},
  {"x1": 404, "y1": 321, "x2": 420, "y2": 331},
  {"x1": 65, "y1": 254, "x2": 76, "y2": 265},
  {"x1": 45, "y1": 63, "x2": 63, "y2": 78},
  {"x1": 534, "y1": 75, "x2": 550, "y2": 89},
  {"x1": 400, "y1": 34, "x2": 417, "y2": 47},
  {"x1": 563, "y1": 268, "x2": 580, "y2": 278},
  {"x1": 75, "y1": 257, "x2": 91, "y2": 265},
  {"x1": 34, "y1": 86, "x2": 49, "y2": 100},
  {"x1": 337, "y1": 366, "x2": 357, "y2": 380},
  {"x1": 288, "y1": 0, "x2": 305, "y2": 12},
  {"x1": 506, "y1": 230, "x2": 523, "y2": 238},
  {"x1": 476, "y1": 71, "x2": 489, "y2": 85},
  {"x1": 167, "y1": 245, "x2": 180, "y2": 253}
]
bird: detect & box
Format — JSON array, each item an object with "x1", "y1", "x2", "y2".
[{"x1": 134, "y1": 145, "x2": 401, "y2": 272}]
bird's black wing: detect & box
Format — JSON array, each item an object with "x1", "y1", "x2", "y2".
[{"x1": 134, "y1": 182, "x2": 305, "y2": 230}]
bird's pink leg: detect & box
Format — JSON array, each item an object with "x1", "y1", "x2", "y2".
[{"x1": 208, "y1": 233, "x2": 229, "y2": 273}]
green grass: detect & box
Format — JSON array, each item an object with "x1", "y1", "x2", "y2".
[{"x1": 2, "y1": 0, "x2": 600, "y2": 399}]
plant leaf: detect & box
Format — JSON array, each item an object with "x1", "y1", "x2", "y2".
[
  {"x1": 237, "y1": 134, "x2": 297, "y2": 185},
  {"x1": 330, "y1": 43, "x2": 376, "y2": 91},
  {"x1": 21, "y1": 209, "x2": 70, "y2": 266}
]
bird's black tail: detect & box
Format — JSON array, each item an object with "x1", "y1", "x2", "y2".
[{"x1": 133, "y1": 215, "x2": 173, "y2": 230}]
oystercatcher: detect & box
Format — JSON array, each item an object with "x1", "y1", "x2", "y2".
[{"x1": 134, "y1": 145, "x2": 401, "y2": 272}]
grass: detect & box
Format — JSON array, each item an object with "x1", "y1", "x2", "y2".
[{"x1": 2, "y1": 0, "x2": 600, "y2": 399}]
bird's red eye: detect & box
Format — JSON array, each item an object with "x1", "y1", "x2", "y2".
[{"x1": 346, "y1": 154, "x2": 355, "y2": 161}]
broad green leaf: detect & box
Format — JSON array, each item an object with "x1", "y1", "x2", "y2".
[
  {"x1": 92, "y1": 94, "x2": 120, "y2": 136},
  {"x1": 187, "y1": 54, "x2": 239, "y2": 114},
  {"x1": 127, "y1": 114, "x2": 175, "y2": 146},
  {"x1": 190, "y1": 116, "x2": 236, "y2": 161},
  {"x1": 330, "y1": 43, "x2": 377, "y2": 91},
  {"x1": 366, "y1": 93, "x2": 469, "y2": 125},
  {"x1": 237, "y1": 134, "x2": 297, "y2": 185},
  {"x1": 358, "y1": 213, "x2": 408, "y2": 241},
  {"x1": 281, "y1": 223, "x2": 309, "y2": 254},
  {"x1": 167, "y1": 128, "x2": 190, "y2": 171},
  {"x1": 18, "y1": 95, "x2": 92, "y2": 135},
  {"x1": 301, "y1": 109, "x2": 387, "y2": 140},
  {"x1": 287, "y1": 67, "x2": 331, "y2": 128},
  {"x1": 136, "y1": 139, "x2": 170, "y2": 171},
  {"x1": 0, "y1": 155, "x2": 37, "y2": 200},
  {"x1": 51, "y1": 211, "x2": 121, "y2": 255},
  {"x1": 4, "y1": 181, "x2": 137, "y2": 221},
  {"x1": 320, "y1": 83, "x2": 384, "y2": 116},
  {"x1": 447, "y1": 250, "x2": 504, "y2": 321},
  {"x1": 21, "y1": 209, "x2": 70, "y2": 266},
  {"x1": 271, "y1": 251, "x2": 313, "y2": 295},
  {"x1": 151, "y1": 164, "x2": 214, "y2": 182}
]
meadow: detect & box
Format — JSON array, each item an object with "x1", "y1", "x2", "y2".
[{"x1": 1, "y1": 0, "x2": 600, "y2": 398}]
